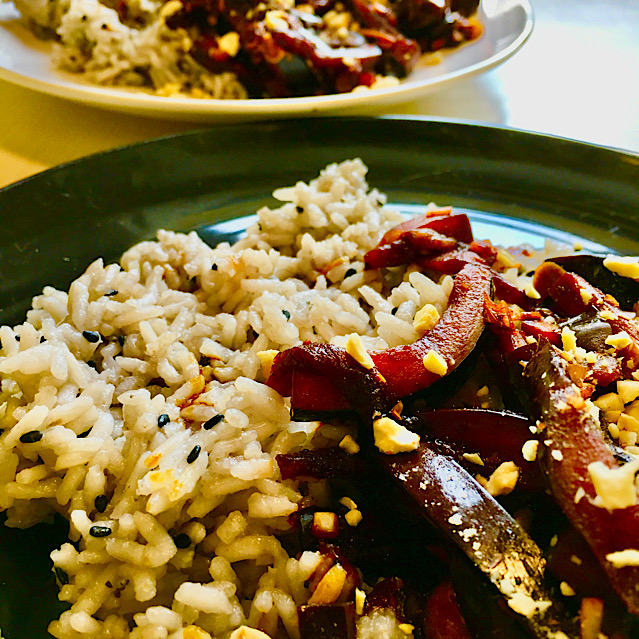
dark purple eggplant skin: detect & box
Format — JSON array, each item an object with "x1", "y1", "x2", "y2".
[
  {"x1": 406, "y1": 408, "x2": 544, "y2": 492},
  {"x1": 381, "y1": 443, "x2": 579, "y2": 639},
  {"x1": 547, "y1": 254, "x2": 639, "y2": 311},
  {"x1": 298, "y1": 602, "x2": 356, "y2": 639},
  {"x1": 276, "y1": 447, "x2": 367, "y2": 481},
  {"x1": 524, "y1": 340, "x2": 639, "y2": 615},
  {"x1": 450, "y1": 0, "x2": 480, "y2": 16},
  {"x1": 449, "y1": 554, "x2": 532, "y2": 639}
]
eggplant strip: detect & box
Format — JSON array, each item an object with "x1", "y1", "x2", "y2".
[
  {"x1": 524, "y1": 340, "x2": 639, "y2": 614},
  {"x1": 408, "y1": 408, "x2": 545, "y2": 492},
  {"x1": 381, "y1": 442, "x2": 578, "y2": 638}
]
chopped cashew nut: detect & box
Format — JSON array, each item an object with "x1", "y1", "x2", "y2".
[{"x1": 373, "y1": 417, "x2": 420, "y2": 454}]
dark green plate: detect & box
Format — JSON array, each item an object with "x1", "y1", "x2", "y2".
[{"x1": 0, "y1": 116, "x2": 638, "y2": 638}]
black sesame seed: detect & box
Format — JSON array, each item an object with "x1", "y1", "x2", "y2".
[
  {"x1": 89, "y1": 525, "x2": 112, "y2": 538},
  {"x1": 19, "y1": 430, "x2": 43, "y2": 444},
  {"x1": 211, "y1": 263, "x2": 218, "y2": 271},
  {"x1": 14, "y1": 335, "x2": 20, "y2": 342},
  {"x1": 344, "y1": 268, "x2": 357, "y2": 278},
  {"x1": 199, "y1": 355, "x2": 211, "y2": 367},
  {"x1": 117, "y1": 335, "x2": 125, "y2": 347},
  {"x1": 186, "y1": 445, "x2": 201, "y2": 464},
  {"x1": 54, "y1": 567, "x2": 69, "y2": 586},
  {"x1": 282, "y1": 310, "x2": 291, "y2": 320},
  {"x1": 157, "y1": 414, "x2": 170, "y2": 428},
  {"x1": 78, "y1": 428, "x2": 91, "y2": 438},
  {"x1": 391, "y1": 307, "x2": 398, "y2": 315},
  {"x1": 203, "y1": 414, "x2": 223, "y2": 430},
  {"x1": 82, "y1": 330, "x2": 101, "y2": 343},
  {"x1": 172, "y1": 533, "x2": 191, "y2": 549},
  {"x1": 296, "y1": 206, "x2": 304, "y2": 214},
  {"x1": 94, "y1": 495, "x2": 109, "y2": 513},
  {"x1": 40, "y1": 336, "x2": 46, "y2": 343},
  {"x1": 105, "y1": 289, "x2": 118, "y2": 297}
]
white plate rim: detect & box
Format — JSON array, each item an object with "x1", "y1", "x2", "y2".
[{"x1": 0, "y1": 0, "x2": 533, "y2": 121}]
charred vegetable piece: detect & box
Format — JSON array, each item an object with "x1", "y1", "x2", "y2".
[
  {"x1": 449, "y1": 554, "x2": 532, "y2": 639},
  {"x1": 491, "y1": 273, "x2": 535, "y2": 309},
  {"x1": 364, "y1": 576, "x2": 407, "y2": 616},
  {"x1": 390, "y1": 210, "x2": 470, "y2": 241},
  {"x1": 533, "y1": 261, "x2": 615, "y2": 318},
  {"x1": 381, "y1": 442, "x2": 578, "y2": 638},
  {"x1": 364, "y1": 227, "x2": 458, "y2": 269},
  {"x1": 524, "y1": 340, "x2": 639, "y2": 614},
  {"x1": 298, "y1": 602, "x2": 356, "y2": 639},
  {"x1": 346, "y1": 0, "x2": 421, "y2": 71},
  {"x1": 267, "y1": 340, "x2": 392, "y2": 420},
  {"x1": 560, "y1": 311, "x2": 612, "y2": 351},
  {"x1": 451, "y1": 0, "x2": 481, "y2": 16},
  {"x1": 363, "y1": 210, "x2": 472, "y2": 269},
  {"x1": 290, "y1": 371, "x2": 352, "y2": 414},
  {"x1": 423, "y1": 579, "x2": 472, "y2": 639},
  {"x1": 276, "y1": 447, "x2": 366, "y2": 481},
  {"x1": 547, "y1": 526, "x2": 610, "y2": 600},
  {"x1": 418, "y1": 247, "x2": 493, "y2": 273},
  {"x1": 408, "y1": 408, "x2": 544, "y2": 492},
  {"x1": 267, "y1": 263, "x2": 491, "y2": 414},
  {"x1": 519, "y1": 319, "x2": 562, "y2": 345},
  {"x1": 393, "y1": 0, "x2": 481, "y2": 52},
  {"x1": 379, "y1": 208, "x2": 460, "y2": 242},
  {"x1": 548, "y1": 254, "x2": 639, "y2": 311}
]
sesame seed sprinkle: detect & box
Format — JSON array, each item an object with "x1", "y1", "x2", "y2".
[
  {"x1": 94, "y1": 495, "x2": 109, "y2": 513},
  {"x1": 173, "y1": 533, "x2": 191, "y2": 549},
  {"x1": 203, "y1": 414, "x2": 224, "y2": 430},
  {"x1": 54, "y1": 567, "x2": 69, "y2": 585},
  {"x1": 187, "y1": 445, "x2": 201, "y2": 464},
  {"x1": 19, "y1": 430, "x2": 43, "y2": 444},
  {"x1": 82, "y1": 330, "x2": 101, "y2": 343}
]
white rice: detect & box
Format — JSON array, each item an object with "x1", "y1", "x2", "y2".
[
  {"x1": 11, "y1": 0, "x2": 248, "y2": 98},
  {"x1": 0, "y1": 159, "x2": 459, "y2": 638}
]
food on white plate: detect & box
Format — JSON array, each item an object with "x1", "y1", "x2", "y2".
[
  {"x1": 9, "y1": 0, "x2": 482, "y2": 98},
  {"x1": 1, "y1": 160, "x2": 639, "y2": 639}
]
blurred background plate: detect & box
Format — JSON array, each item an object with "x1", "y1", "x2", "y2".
[
  {"x1": 0, "y1": 0, "x2": 532, "y2": 122},
  {"x1": 0, "y1": 115, "x2": 638, "y2": 637}
]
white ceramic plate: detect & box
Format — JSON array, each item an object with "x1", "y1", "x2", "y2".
[{"x1": 0, "y1": 0, "x2": 532, "y2": 122}]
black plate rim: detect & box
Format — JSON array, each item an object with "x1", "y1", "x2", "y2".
[{"x1": 2, "y1": 114, "x2": 639, "y2": 196}]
